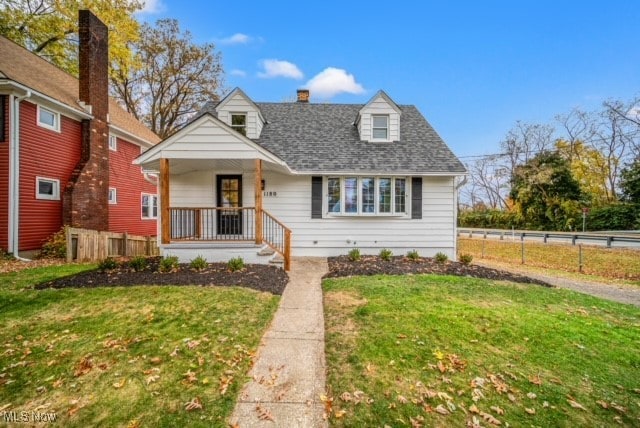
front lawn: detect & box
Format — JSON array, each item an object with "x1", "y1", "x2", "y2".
[
  {"x1": 0, "y1": 264, "x2": 279, "y2": 427},
  {"x1": 323, "y1": 275, "x2": 640, "y2": 427}
]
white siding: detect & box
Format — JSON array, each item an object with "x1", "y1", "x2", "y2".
[
  {"x1": 263, "y1": 173, "x2": 456, "y2": 258},
  {"x1": 164, "y1": 169, "x2": 457, "y2": 259},
  {"x1": 216, "y1": 92, "x2": 264, "y2": 139},
  {"x1": 358, "y1": 94, "x2": 400, "y2": 142},
  {"x1": 160, "y1": 118, "x2": 271, "y2": 161}
]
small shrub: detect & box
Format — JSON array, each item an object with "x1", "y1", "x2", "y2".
[
  {"x1": 159, "y1": 255, "x2": 180, "y2": 273},
  {"x1": 129, "y1": 256, "x2": 148, "y2": 272},
  {"x1": 459, "y1": 253, "x2": 473, "y2": 265},
  {"x1": 98, "y1": 257, "x2": 119, "y2": 271},
  {"x1": 190, "y1": 255, "x2": 208, "y2": 271},
  {"x1": 406, "y1": 250, "x2": 420, "y2": 261},
  {"x1": 348, "y1": 248, "x2": 361, "y2": 262},
  {"x1": 39, "y1": 228, "x2": 67, "y2": 259},
  {"x1": 379, "y1": 248, "x2": 393, "y2": 261},
  {"x1": 227, "y1": 256, "x2": 245, "y2": 272},
  {"x1": 434, "y1": 252, "x2": 448, "y2": 264}
]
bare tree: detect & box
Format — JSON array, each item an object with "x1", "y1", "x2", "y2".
[
  {"x1": 500, "y1": 121, "x2": 555, "y2": 178},
  {"x1": 111, "y1": 19, "x2": 223, "y2": 138}
]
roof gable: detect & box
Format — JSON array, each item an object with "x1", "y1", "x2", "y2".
[
  {"x1": 215, "y1": 87, "x2": 265, "y2": 120},
  {"x1": 135, "y1": 112, "x2": 285, "y2": 167}
]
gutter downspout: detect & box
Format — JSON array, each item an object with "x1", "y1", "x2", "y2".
[
  {"x1": 453, "y1": 175, "x2": 468, "y2": 261},
  {"x1": 8, "y1": 91, "x2": 32, "y2": 261}
]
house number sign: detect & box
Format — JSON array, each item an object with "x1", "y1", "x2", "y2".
[{"x1": 263, "y1": 191, "x2": 277, "y2": 197}]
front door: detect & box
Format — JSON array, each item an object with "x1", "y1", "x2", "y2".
[{"x1": 216, "y1": 175, "x2": 242, "y2": 236}]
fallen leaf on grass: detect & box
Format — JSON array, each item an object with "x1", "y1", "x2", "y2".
[
  {"x1": 52, "y1": 378, "x2": 64, "y2": 388},
  {"x1": 469, "y1": 404, "x2": 480, "y2": 414},
  {"x1": 187, "y1": 340, "x2": 200, "y2": 349},
  {"x1": 169, "y1": 347, "x2": 179, "y2": 358},
  {"x1": 610, "y1": 403, "x2": 627, "y2": 413},
  {"x1": 597, "y1": 400, "x2": 609, "y2": 409},
  {"x1": 183, "y1": 370, "x2": 197, "y2": 384},
  {"x1": 527, "y1": 392, "x2": 537, "y2": 399},
  {"x1": 528, "y1": 374, "x2": 542, "y2": 386},
  {"x1": 256, "y1": 405, "x2": 274, "y2": 421},
  {"x1": 184, "y1": 397, "x2": 202, "y2": 411},
  {"x1": 410, "y1": 416, "x2": 424, "y2": 427},
  {"x1": 435, "y1": 404, "x2": 450, "y2": 415},
  {"x1": 219, "y1": 375, "x2": 233, "y2": 395},
  {"x1": 480, "y1": 411, "x2": 502, "y2": 425},
  {"x1": 126, "y1": 419, "x2": 141, "y2": 428},
  {"x1": 525, "y1": 408, "x2": 536, "y2": 415},
  {"x1": 397, "y1": 395, "x2": 408, "y2": 404},
  {"x1": 145, "y1": 375, "x2": 160, "y2": 385},
  {"x1": 150, "y1": 357, "x2": 162, "y2": 365},
  {"x1": 567, "y1": 397, "x2": 586, "y2": 411},
  {"x1": 334, "y1": 409, "x2": 346, "y2": 418},
  {"x1": 340, "y1": 392, "x2": 352, "y2": 402},
  {"x1": 113, "y1": 378, "x2": 126, "y2": 389},
  {"x1": 490, "y1": 406, "x2": 504, "y2": 415},
  {"x1": 74, "y1": 356, "x2": 93, "y2": 377}
]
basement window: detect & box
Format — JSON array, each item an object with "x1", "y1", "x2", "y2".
[
  {"x1": 37, "y1": 105, "x2": 60, "y2": 132},
  {"x1": 108, "y1": 188, "x2": 117, "y2": 204},
  {"x1": 36, "y1": 177, "x2": 60, "y2": 200}
]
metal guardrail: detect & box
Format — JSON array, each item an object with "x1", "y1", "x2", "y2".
[{"x1": 458, "y1": 227, "x2": 640, "y2": 248}]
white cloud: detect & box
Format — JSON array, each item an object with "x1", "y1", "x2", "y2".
[
  {"x1": 219, "y1": 33, "x2": 252, "y2": 45},
  {"x1": 305, "y1": 67, "x2": 365, "y2": 99},
  {"x1": 230, "y1": 69, "x2": 247, "y2": 77},
  {"x1": 138, "y1": 0, "x2": 166, "y2": 14},
  {"x1": 257, "y1": 59, "x2": 304, "y2": 80}
]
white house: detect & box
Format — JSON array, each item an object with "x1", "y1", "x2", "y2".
[{"x1": 134, "y1": 88, "x2": 467, "y2": 270}]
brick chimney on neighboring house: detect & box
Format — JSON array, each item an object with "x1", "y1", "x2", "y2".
[{"x1": 63, "y1": 10, "x2": 110, "y2": 230}]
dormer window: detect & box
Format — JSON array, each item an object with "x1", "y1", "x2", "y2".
[
  {"x1": 231, "y1": 113, "x2": 247, "y2": 136},
  {"x1": 372, "y1": 115, "x2": 389, "y2": 140}
]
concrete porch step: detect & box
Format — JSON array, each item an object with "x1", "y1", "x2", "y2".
[{"x1": 269, "y1": 254, "x2": 284, "y2": 266}]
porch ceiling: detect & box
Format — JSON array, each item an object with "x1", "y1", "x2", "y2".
[{"x1": 144, "y1": 158, "x2": 288, "y2": 175}]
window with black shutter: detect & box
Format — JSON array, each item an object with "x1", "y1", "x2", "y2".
[
  {"x1": 411, "y1": 177, "x2": 422, "y2": 219},
  {"x1": 311, "y1": 176, "x2": 323, "y2": 218}
]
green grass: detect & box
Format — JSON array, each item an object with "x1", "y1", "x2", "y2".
[
  {"x1": 0, "y1": 265, "x2": 279, "y2": 427},
  {"x1": 323, "y1": 275, "x2": 640, "y2": 427},
  {"x1": 459, "y1": 237, "x2": 640, "y2": 281}
]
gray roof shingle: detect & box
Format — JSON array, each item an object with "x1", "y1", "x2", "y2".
[{"x1": 253, "y1": 102, "x2": 466, "y2": 174}]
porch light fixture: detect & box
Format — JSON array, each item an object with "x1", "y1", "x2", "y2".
[{"x1": 261, "y1": 179, "x2": 265, "y2": 190}]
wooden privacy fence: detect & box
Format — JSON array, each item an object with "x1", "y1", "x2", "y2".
[{"x1": 66, "y1": 227, "x2": 159, "y2": 262}]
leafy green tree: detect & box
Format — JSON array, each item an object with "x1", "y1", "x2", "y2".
[
  {"x1": 110, "y1": 19, "x2": 223, "y2": 138},
  {"x1": 556, "y1": 139, "x2": 612, "y2": 205},
  {"x1": 510, "y1": 151, "x2": 583, "y2": 230},
  {"x1": 620, "y1": 158, "x2": 640, "y2": 203},
  {"x1": 0, "y1": 0, "x2": 142, "y2": 77}
]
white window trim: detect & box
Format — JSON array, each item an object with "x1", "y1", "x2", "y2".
[
  {"x1": 108, "y1": 187, "x2": 117, "y2": 205},
  {"x1": 324, "y1": 176, "x2": 410, "y2": 218},
  {"x1": 35, "y1": 176, "x2": 60, "y2": 200},
  {"x1": 109, "y1": 134, "x2": 117, "y2": 151},
  {"x1": 141, "y1": 193, "x2": 158, "y2": 219},
  {"x1": 37, "y1": 104, "x2": 61, "y2": 132},
  {"x1": 371, "y1": 114, "x2": 389, "y2": 141},
  {"x1": 230, "y1": 112, "x2": 247, "y2": 136}
]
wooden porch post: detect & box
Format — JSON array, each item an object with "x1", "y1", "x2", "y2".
[
  {"x1": 160, "y1": 158, "x2": 171, "y2": 244},
  {"x1": 254, "y1": 159, "x2": 263, "y2": 244}
]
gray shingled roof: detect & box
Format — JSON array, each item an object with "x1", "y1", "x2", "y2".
[
  {"x1": 254, "y1": 102, "x2": 466, "y2": 174},
  {"x1": 195, "y1": 100, "x2": 466, "y2": 174}
]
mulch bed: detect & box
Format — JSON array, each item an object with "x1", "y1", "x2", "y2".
[
  {"x1": 35, "y1": 257, "x2": 289, "y2": 295},
  {"x1": 324, "y1": 255, "x2": 552, "y2": 287}
]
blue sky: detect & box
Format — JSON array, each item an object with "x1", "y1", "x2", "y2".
[{"x1": 138, "y1": 0, "x2": 640, "y2": 158}]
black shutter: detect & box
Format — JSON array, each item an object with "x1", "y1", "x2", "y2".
[
  {"x1": 411, "y1": 177, "x2": 422, "y2": 219},
  {"x1": 311, "y1": 176, "x2": 323, "y2": 219},
  {"x1": 0, "y1": 96, "x2": 6, "y2": 143}
]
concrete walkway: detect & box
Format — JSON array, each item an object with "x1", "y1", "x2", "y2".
[{"x1": 230, "y1": 257, "x2": 329, "y2": 427}]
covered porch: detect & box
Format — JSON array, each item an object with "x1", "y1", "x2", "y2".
[{"x1": 156, "y1": 157, "x2": 291, "y2": 270}]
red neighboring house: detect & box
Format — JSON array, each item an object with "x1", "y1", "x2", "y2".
[{"x1": 0, "y1": 10, "x2": 161, "y2": 255}]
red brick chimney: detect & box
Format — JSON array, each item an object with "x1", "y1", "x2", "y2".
[
  {"x1": 63, "y1": 10, "x2": 110, "y2": 230},
  {"x1": 297, "y1": 89, "x2": 310, "y2": 103}
]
